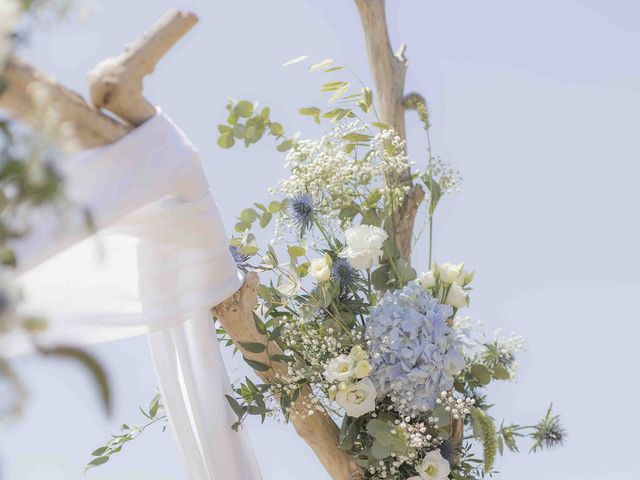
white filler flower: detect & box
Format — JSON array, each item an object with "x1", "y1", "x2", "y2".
[
  {"x1": 336, "y1": 378, "x2": 377, "y2": 418},
  {"x1": 416, "y1": 450, "x2": 451, "y2": 480},
  {"x1": 340, "y1": 225, "x2": 387, "y2": 270},
  {"x1": 324, "y1": 354, "x2": 355, "y2": 382}
]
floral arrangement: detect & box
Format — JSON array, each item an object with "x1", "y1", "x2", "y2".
[{"x1": 217, "y1": 60, "x2": 565, "y2": 480}]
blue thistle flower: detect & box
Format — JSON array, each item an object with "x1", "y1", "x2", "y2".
[
  {"x1": 288, "y1": 193, "x2": 317, "y2": 237},
  {"x1": 530, "y1": 404, "x2": 566, "y2": 452},
  {"x1": 229, "y1": 246, "x2": 251, "y2": 273},
  {"x1": 332, "y1": 257, "x2": 357, "y2": 290},
  {"x1": 438, "y1": 439, "x2": 457, "y2": 465}
]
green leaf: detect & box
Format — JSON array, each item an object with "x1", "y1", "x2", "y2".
[
  {"x1": 239, "y1": 342, "x2": 266, "y2": 354},
  {"x1": 232, "y1": 123, "x2": 246, "y2": 139},
  {"x1": 259, "y1": 212, "x2": 272, "y2": 228},
  {"x1": 86, "y1": 456, "x2": 109, "y2": 470},
  {"x1": 240, "y1": 208, "x2": 258, "y2": 223},
  {"x1": 492, "y1": 363, "x2": 511, "y2": 380},
  {"x1": 329, "y1": 82, "x2": 351, "y2": 103},
  {"x1": 270, "y1": 354, "x2": 294, "y2": 363},
  {"x1": 243, "y1": 356, "x2": 270, "y2": 372},
  {"x1": 276, "y1": 139, "x2": 294, "y2": 152},
  {"x1": 287, "y1": 245, "x2": 306, "y2": 257},
  {"x1": 234, "y1": 100, "x2": 254, "y2": 118},
  {"x1": 471, "y1": 364, "x2": 492, "y2": 385},
  {"x1": 268, "y1": 201, "x2": 281, "y2": 213},
  {"x1": 370, "y1": 440, "x2": 393, "y2": 460},
  {"x1": 269, "y1": 122, "x2": 284, "y2": 136},
  {"x1": 217, "y1": 131, "x2": 235, "y2": 149},
  {"x1": 309, "y1": 57, "x2": 333, "y2": 72},
  {"x1": 282, "y1": 54, "x2": 308, "y2": 66},
  {"x1": 299, "y1": 107, "x2": 322, "y2": 116},
  {"x1": 342, "y1": 132, "x2": 371, "y2": 143},
  {"x1": 91, "y1": 447, "x2": 108, "y2": 457},
  {"x1": 225, "y1": 394, "x2": 245, "y2": 418}
]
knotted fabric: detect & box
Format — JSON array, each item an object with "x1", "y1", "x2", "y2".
[{"x1": 7, "y1": 110, "x2": 262, "y2": 480}]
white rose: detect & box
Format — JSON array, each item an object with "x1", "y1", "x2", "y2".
[
  {"x1": 436, "y1": 262, "x2": 464, "y2": 285},
  {"x1": 336, "y1": 378, "x2": 377, "y2": 418},
  {"x1": 353, "y1": 360, "x2": 372, "y2": 379},
  {"x1": 324, "y1": 354, "x2": 355, "y2": 382},
  {"x1": 309, "y1": 255, "x2": 332, "y2": 282},
  {"x1": 417, "y1": 271, "x2": 436, "y2": 289},
  {"x1": 339, "y1": 225, "x2": 388, "y2": 270},
  {"x1": 417, "y1": 450, "x2": 451, "y2": 480},
  {"x1": 444, "y1": 284, "x2": 469, "y2": 309}
]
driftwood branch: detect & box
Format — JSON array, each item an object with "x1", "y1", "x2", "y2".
[
  {"x1": 212, "y1": 273, "x2": 361, "y2": 480},
  {"x1": 0, "y1": 56, "x2": 130, "y2": 149},
  {"x1": 355, "y1": 0, "x2": 463, "y2": 462},
  {"x1": 88, "y1": 9, "x2": 197, "y2": 126},
  {"x1": 354, "y1": 0, "x2": 424, "y2": 262}
]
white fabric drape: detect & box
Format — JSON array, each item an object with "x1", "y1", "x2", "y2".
[{"x1": 7, "y1": 110, "x2": 262, "y2": 480}]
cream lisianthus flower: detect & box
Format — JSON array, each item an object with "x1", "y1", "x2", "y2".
[
  {"x1": 336, "y1": 378, "x2": 377, "y2": 418},
  {"x1": 417, "y1": 271, "x2": 437, "y2": 289},
  {"x1": 309, "y1": 255, "x2": 332, "y2": 282},
  {"x1": 444, "y1": 284, "x2": 469, "y2": 309},
  {"x1": 353, "y1": 360, "x2": 372, "y2": 379},
  {"x1": 416, "y1": 450, "x2": 451, "y2": 480},
  {"x1": 436, "y1": 262, "x2": 464, "y2": 285},
  {"x1": 324, "y1": 354, "x2": 355, "y2": 382},
  {"x1": 349, "y1": 345, "x2": 367, "y2": 361},
  {"x1": 339, "y1": 225, "x2": 387, "y2": 270}
]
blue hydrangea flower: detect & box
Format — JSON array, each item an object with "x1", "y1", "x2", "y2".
[{"x1": 366, "y1": 283, "x2": 465, "y2": 414}]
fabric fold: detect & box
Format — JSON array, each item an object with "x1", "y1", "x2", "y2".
[{"x1": 8, "y1": 109, "x2": 261, "y2": 480}]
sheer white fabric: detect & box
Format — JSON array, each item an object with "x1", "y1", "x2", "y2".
[{"x1": 7, "y1": 110, "x2": 262, "y2": 480}]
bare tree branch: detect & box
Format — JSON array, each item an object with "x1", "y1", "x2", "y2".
[{"x1": 354, "y1": 0, "x2": 424, "y2": 262}]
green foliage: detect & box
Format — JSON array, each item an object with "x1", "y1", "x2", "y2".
[
  {"x1": 217, "y1": 99, "x2": 289, "y2": 150},
  {"x1": 86, "y1": 394, "x2": 166, "y2": 472},
  {"x1": 470, "y1": 407, "x2": 497, "y2": 472}
]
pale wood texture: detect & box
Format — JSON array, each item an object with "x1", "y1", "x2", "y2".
[
  {"x1": 88, "y1": 9, "x2": 197, "y2": 126},
  {"x1": 354, "y1": 0, "x2": 424, "y2": 261},
  {"x1": 212, "y1": 273, "x2": 362, "y2": 480},
  {"x1": 0, "y1": 56, "x2": 130, "y2": 149},
  {"x1": 355, "y1": 0, "x2": 463, "y2": 463}
]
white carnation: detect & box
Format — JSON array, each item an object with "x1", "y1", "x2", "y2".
[{"x1": 339, "y1": 225, "x2": 387, "y2": 270}]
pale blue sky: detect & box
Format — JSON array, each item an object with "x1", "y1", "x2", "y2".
[{"x1": 2, "y1": 1, "x2": 640, "y2": 479}]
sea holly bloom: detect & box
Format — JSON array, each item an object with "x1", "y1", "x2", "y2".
[
  {"x1": 288, "y1": 192, "x2": 317, "y2": 237},
  {"x1": 416, "y1": 450, "x2": 451, "y2": 480},
  {"x1": 336, "y1": 378, "x2": 377, "y2": 418},
  {"x1": 339, "y1": 224, "x2": 387, "y2": 270}
]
